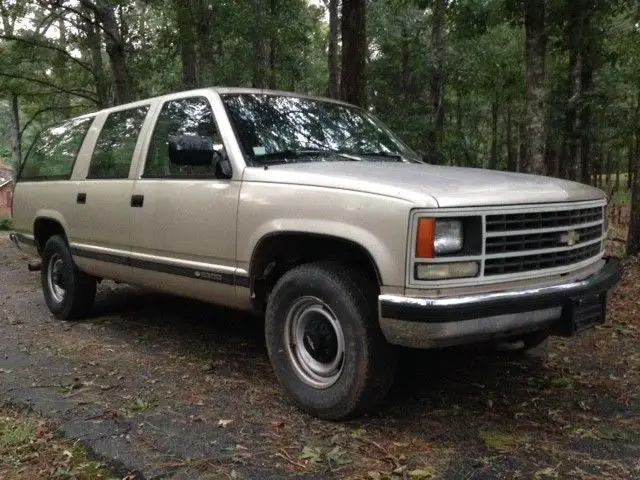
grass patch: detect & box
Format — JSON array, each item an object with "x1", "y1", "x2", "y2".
[
  {"x1": 0, "y1": 217, "x2": 11, "y2": 231},
  {"x1": 479, "y1": 429, "x2": 520, "y2": 451},
  {"x1": 0, "y1": 418, "x2": 37, "y2": 447},
  {"x1": 0, "y1": 405, "x2": 119, "y2": 479}
]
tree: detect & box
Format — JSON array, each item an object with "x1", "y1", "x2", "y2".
[
  {"x1": 522, "y1": 0, "x2": 546, "y2": 175},
  {"x1": 340, "y1": 0, "x2": 366, "y2": 107},
  {"x1": 325, "y1": 0, "x2": 340, "y2": 98},
  {"x1": 429, "y1": 0, "x2": 446, "y2": 163}
]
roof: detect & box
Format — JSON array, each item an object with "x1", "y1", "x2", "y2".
[{"x1": 61, "y1": 86, "x2": 360, "y2": 122}]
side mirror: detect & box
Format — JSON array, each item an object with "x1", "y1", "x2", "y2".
[
  {"x1": 168, "y1": 134, "x2": 215, "y2": 166},
  {"x1": 216, "y1": 158, "x2": 233, "y2": 179}
]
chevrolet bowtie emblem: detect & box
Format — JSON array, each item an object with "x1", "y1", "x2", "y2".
[{"x1": 560, "y1": 230, "x2": 580, "y2": 246}]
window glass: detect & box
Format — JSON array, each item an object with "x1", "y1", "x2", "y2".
[
  {"x1": 144, "y1": 97, "x2": 221, "y2": 178},
  {"x1": 220, "y1": 93, "x2": 421, "y2": 165},
  {"x1": 88, "y1": 106, "x2": 149, "y2": 179},
  {"x1": 19, "y1": 116, "x2": 93, "y2": 181}
]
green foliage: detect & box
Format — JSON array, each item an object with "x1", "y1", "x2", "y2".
[
  {"x1": 0, "y1": 218, "x2": 12, "y2": 231},
  {"x1": 0, "y1": 0, "x2": 637, "y2": 187}
]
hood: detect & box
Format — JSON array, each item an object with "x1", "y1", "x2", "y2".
[{"x1": 242, "y1": 161, "x2": 606, "y2": 208}]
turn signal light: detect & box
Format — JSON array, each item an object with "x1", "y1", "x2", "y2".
[{"x1": 416, "y1": 218, "x2": 435, "y2": 258}]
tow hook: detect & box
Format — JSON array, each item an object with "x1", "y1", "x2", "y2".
[{"x1": 28, "y1": 260, "x2": 42, "y2": 271}]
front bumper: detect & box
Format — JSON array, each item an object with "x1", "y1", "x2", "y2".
[{"x1": 379, "y1": 258, "x2": 623, "y2": 349}]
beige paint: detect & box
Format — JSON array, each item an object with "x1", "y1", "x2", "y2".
[{"x1": 11, "y1": 87, "x2": 610, "y2": 316}]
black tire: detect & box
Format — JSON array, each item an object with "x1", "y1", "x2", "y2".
[
  {"x1": 520, "y1": 331, "x2": 550, "y2": 359},
  {"x1": 494, "y1": 330, "x2": 550, "y2": 359},
  {"x1": 41, "y1": 235, "x2": 96, "y2": 320},
  {"x1": 265, "y1": 262, "x2": 396, "y2": 420}
]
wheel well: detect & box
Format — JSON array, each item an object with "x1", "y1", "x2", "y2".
[
  {"x1": 33, "y1": 218, "x2": 66, "y2": 254},
  {"x1": 249, "y1": 233, "x2": 381, "y2": 311}
]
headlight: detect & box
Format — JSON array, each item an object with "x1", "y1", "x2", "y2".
[
  {"x1": 415, "y1": 261, "x2": 479, "y2": 280},
  {"x1": 416, "y1": 218, "x2": 464, "y2": 257},
  {"x1": 435, "y1": 220, "x2": 463, "y2": 255}
]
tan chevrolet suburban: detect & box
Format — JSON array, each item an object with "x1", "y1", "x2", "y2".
[{"x1": 9, "y1": 87, "x2": 622, "y2": 420}]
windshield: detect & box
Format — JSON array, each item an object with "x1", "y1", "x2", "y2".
[{"x1": 219, "y1": 93, "x2": 422, "y2": 165}]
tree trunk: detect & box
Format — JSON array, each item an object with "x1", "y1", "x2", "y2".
[
  {"x1": 489, "y1": 96, "x2": 499, "y2": 170},
  {"x1": 327, "y1": 0, "x2": 339, "y2": 98},
  {"x1": 268, "y1": 0, "x2": 278, "y2": 89},
  {"x1": 57, "y1": 17, "x2": 71, "y2": 118},
  {"x1": 84, "y1": 9, "x2": 108, "y2": 108},
  {"x1": 400, "y1": 26, "x2": 410, "y2": 108},
  {"x1": 522, "y1": 0, "x2": 546, "y2": 175},
  {"x1": 429, "y1": 0, "x2": 446, "y2": 163},
  {"x1": 340, "y1": 0, "x2": 366, "y2": 107},
  {"x1": 604, "y1": 148, "x2": 612, "y2": 186},
  {"x1": 175, "y1": 1, "x2": 198, "y2": 88},
  {"x1": 579, "y1": 33, "x2": 594, "y2": 184},
  {"x1": 9, "y1": 94, "x2": 21, "y2": 171},
  {"x1": 86, "y1": 0, "x2": 129, "y2": 104},
  {"x1": 544, "y1": 137, "x2": 558, "y2": 177},
  {"x1": 251, "y1": 0, "x2": 268, "y2": 88},
  {"x1": 518, "y1": 121, "x2": 525, "y2": 172},
  {"x1": 628, "y1": 130, "x2": 640, "y2": 255},
  {"x1": 506, "y1": 102, "x2": 516, "y2": 172}
]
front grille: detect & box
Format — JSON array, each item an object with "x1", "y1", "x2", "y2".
[
  {"x1": 484, "y1": 241, "x2": 602, "y2": 276},
  {"x1": 486, "y1": 207, "x2": 602, "y2": 232},
  {"x1": 486, "y1": 224, "x2": 602, "y2": 254},
  {"x1": 481, "y1": 203, "x2": 605, "y2": 278}
]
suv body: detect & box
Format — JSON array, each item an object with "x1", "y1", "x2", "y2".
[{"x1": 10, "y1": 88, "x2": 622, "y2": 419}]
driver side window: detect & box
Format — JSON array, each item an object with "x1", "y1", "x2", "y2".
[{"x1": 144, "y1": 96, "x2": 221, "y2": 178}]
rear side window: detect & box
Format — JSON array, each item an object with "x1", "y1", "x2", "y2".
[
  {"x1": 19, "y1": 116, "x2": 93, "y2": 181},
  {"x1": 87, "y1": 106, "x2": 149, "y2": 179}
]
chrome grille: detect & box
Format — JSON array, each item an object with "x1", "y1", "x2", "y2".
[
  {"x1": 486, "y1": 207, "x2": 603, "y2": 232},
  {"x1": 483, "y1": 203, "x2": 605, "y2": 278},
  {"x1": 485, "y1": 224, "x2": 602, "y2": 254},
  {"x1": 484, "y1": 242, "x2": 602, "y2": 276}
]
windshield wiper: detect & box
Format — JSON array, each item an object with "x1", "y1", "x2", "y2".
[{"x1": 251, "y1": 149, "x2": 360, "y2": 165}]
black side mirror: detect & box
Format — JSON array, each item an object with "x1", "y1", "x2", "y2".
[
  {"x1": 216, "y1": 158, "x2": 233, "y2": 178},
  {"x1": 168, "y1": 134, "x2": 215, "y2": 166}
]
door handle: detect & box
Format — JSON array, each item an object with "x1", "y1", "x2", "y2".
[
  {"x1": 131, "y1": 194, "x2": 144, "y2": 208},
  {"x1": 77, "y1": 193, "x2": 87, "y2": 204}
]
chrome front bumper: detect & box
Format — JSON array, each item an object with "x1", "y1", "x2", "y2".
[{"x1": 379, "y1": 258, "x2": 623, "y2": 349}]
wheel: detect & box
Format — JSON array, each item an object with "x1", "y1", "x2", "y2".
[
  {"x1": 494, "y1": 330, "x2": 550, "y2": 359},
  {"x1": 41, "y1": 235, "x2": 96, "y2": 320},
  {"x1": 265, "y1": 262, "x2": 396, "y2": 420}
]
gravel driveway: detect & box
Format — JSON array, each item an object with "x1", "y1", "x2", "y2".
[{"x1": 1, "y1": 232, "x2": 639, "y2": 479}]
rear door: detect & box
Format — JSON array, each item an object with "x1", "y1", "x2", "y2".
[
  {"x1": 69, "y1": 103, "x2": 153, "y2": 281},
  {"x1": 128, "y1": 93, "x2": 242, "y2": 307}
]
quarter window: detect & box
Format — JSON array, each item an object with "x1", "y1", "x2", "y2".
[
  {"x1": 144, "y1": 97, "x2": 221, "y2": 178},
  {"x1": 88, "y1": 106, "x2": 149, "y2": 179},
  {"x1": 19, "y1": 116, "x2": 93, "y2": 181}
]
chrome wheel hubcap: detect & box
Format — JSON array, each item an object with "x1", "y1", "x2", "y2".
[
  {"x1": 47, "y1": 254, "x2": 66, "y2": 303},
  {"x1": 284, "y1": 296, "x2": 345, "y2": 389}
]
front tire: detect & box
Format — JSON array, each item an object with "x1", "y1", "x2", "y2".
[
  {"x1": 41, "y1": 235, "x2": 96, "y2": 320},
  {"x1": 265, "y1": 262, "x2": 396, "y2": 420}
]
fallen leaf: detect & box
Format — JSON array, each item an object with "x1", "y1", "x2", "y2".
[
  {"x1": 300, "y1": 446, "x2": 323, "y2": 464},
  {"x1": 409, "y1": 468, "x2": 436, "y2": 479},
  {"x1": 218, "y1": 419, "x2": 233, "y2": 428}
]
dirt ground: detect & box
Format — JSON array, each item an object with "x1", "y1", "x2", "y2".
[{"x1": 1, "y1": 232, "x2": 639, "y2": 480}]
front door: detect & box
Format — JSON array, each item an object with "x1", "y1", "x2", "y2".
[{"x1": 129, "y1": 95, "x2": 242, "y2": 308}]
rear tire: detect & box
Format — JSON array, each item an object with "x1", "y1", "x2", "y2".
[
  {"x1": 41, "y1": 235, "x2": 96, "y2": 320},
  {"x1": 265, "y1": 262, "x2": 396, "y2": 420}
]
